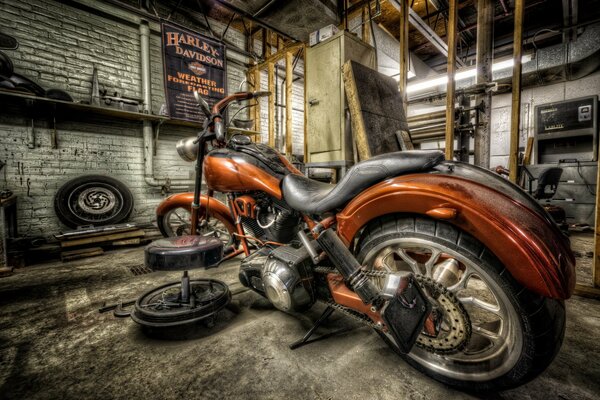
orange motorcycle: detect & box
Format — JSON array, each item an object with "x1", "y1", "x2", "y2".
[{"x1": 154, "y1": 90, "x2": 574, "y2": 391}]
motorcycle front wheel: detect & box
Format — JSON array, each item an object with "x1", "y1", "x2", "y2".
[
  {"x1": 356, "y1": 215, "x2": 565, "y2": 391},
  {"x1": 157, "y1": 206, "x2": 235, "y2": 248}
]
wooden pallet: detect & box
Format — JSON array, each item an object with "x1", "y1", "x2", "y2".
[{"x1": 56, "y1": 223, "x2": 155, "y2": 262}]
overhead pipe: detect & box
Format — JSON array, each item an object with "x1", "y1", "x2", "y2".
[
  {"x1": 410, "y1": 123, "x2": 447, "y2": 133},
  {"x1": 407, "y1": 21, "x2": 600, "y2": 102},
  {"x1": 212, "y1": 0, "x2": 299, "y2": 42},
  {"x1": 407, "y1": 110, "x2": 446, "y2": 122},
  {"x1": 139, "y1": 21, "x2": 194, "y2": 189},
  {"x1": 408, "y1": 118, "x2": 447, "y2": 129}
]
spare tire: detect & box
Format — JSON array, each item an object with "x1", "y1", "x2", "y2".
[
  {"x1": 0, "y1": 51, "x2": 13, "y2": 78},
  {"x1": 54, "y1": 175, "x2": 134, "y2": 228}
]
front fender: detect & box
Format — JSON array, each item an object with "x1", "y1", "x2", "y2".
[
  {"x1": 336, "y1": 173, "x2": 576, "y2": 300},
  {"x1": 156, "y1": 192, "x2": 236, "y2": 235}
]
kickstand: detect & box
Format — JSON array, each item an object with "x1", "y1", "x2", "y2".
[{"x1": 290, "y1": 306, "x2": 349, "y2": 350}]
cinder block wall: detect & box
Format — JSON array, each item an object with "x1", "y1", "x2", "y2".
[{"x1": 0, "y1": 0, "x2": 248, "y2": 237}]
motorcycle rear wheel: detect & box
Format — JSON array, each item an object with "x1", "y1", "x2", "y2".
[{"x1": 356, "y1": 215, "x2": 565, "y2": 391}]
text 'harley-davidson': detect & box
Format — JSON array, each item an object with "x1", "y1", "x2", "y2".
[{"x1": 152, "y1": 90, "x2": 575, "y2": 391}]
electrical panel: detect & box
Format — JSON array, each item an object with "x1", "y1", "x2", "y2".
[{"x1": 534, "y1": 96, "x2": 598, "y2": 163}]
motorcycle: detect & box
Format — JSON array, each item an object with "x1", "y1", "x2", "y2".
[{"x1": 154, "y1": 90, "x2": 575, "y2": 391}]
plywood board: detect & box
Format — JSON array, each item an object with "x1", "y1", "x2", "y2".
[{"x1": 342, "y1": 60, "x2": 409, "y2": 160}]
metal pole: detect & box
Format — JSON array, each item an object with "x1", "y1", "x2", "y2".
[
  {"x1": 474, "y1": 0, "x2": 493, "y2": 168},
  {"x1": 444, "y1": 0, "x2": 458, "y2": 160},
  {"x1": 399, "y1": 0, "x2": 410, "y2": 113},
  {"x1": 457, "y1": 95, "x2": 470, "y2": 162},
  {"x1": 509, "y1": 0, "x2": 525, "y2": 183}
]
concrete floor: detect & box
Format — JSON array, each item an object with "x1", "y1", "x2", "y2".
[{"x1": 1, "y1": 238, "x2": 600, "y2": 400}]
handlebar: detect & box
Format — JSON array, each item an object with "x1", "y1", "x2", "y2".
[{"x1": 208, "y1": 91, "x2": 271, "y2": 142}]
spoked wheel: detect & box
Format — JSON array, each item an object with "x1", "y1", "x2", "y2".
[
  {"x1": 157, "y1": 206, "x2": 234, "y2": 248},
  {"x1": 356, "y1": 216, "x2": 565, "y2": 391},
  {"x1": 131, "y1": 278, "x2": 231, "y2": 327}
]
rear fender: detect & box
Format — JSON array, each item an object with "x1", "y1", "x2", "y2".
[
  {"x1": 156, "y1": 193, "x2": 236, "y2": 235},
  {"x1": 336, "y1": 173, "x2": 576, "y2": 299}
]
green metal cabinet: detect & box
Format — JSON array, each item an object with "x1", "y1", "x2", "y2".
[{"x1": 305, "y1": 31, "x2": 376, "y2": 163}]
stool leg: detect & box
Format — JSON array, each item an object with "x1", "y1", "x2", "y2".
[{"x1": 181, "y1": 271, "x2": 190, "y2": 303}]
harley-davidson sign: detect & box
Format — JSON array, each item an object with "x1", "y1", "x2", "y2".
[{"x1": 161, "y1": 22, "x2": 227, "y2": 123}]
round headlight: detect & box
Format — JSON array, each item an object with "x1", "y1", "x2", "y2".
[{"x1": 176, "y1": 136, "x2": 198, "y2": 162}]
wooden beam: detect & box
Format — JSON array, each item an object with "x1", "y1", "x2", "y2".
[
  {"x1": 399, "y1": 0, "x2": 409, "y2": 113},
  {"x1": 262, "y1": 28, "x2": 269, "y2": 59},
  {"x1": 249, "y1": 42, "x2": 305, "y2": 73},
  {"x1": 593, "y1": 154, "x2": 600, "y2": 288},
  {"x1": 444, "y1": 0, "x2": 458, "y2": 161},
  {"x1": 303, "y1": 51, "x2": 308, "y2": 161},
  {"x1": 285, "y1": 50, "x2": 293, "y2": 156},
  {"x1": 574, "y1": 284, "x2": 600, "y2": 299},
  {"x1": 362, "y1": 6, "x2": 371, "y2": 45},
  {"x1": 508, "y1": 0, "x2": 525, "y2": 183},
  {"x1": 268, "y1": 61, "x2": 275, "y2": 148}
]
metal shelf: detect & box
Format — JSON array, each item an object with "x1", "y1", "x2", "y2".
[{"x1": 0, "y1": 89, "x2": 195, "y2": 126}]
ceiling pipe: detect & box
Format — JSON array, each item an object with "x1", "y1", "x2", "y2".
[
  {"x1": 211, "y1": 0, "x2": 300, "y2": 41},
  {"x1": 407, "y1": 22, "x2": 600, "y2": 100}
]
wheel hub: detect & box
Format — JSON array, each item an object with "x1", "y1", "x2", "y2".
[{"x1": 78, "y1": 187, "x2": 116, "y2": 214}]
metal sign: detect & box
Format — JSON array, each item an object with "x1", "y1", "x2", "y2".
[{"x1": 161, "y1": 22, "x2": 227, "y2": 123}]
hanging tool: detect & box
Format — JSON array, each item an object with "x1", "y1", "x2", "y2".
[
  {"x1": 26, "y1": 118, "x2": 35, "y2": 149},
  {"x1": 91, "y1": 65, "x2": 100, "y2": 105},
  {"x1": 51, "y1": 116, "x2": 58, "y2": 149}
]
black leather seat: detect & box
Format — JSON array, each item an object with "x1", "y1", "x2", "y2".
[
  {"x1": 282, "y1": 150, "x2": 444, "y2": 215},
  {"x1": 145, "y1": 235, "x2": 223, "y2": 271}
]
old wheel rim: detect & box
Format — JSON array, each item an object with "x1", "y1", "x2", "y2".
[
  {"x1": 67, "y1": 183, "x2": 123, "y2": 223},
  {"x1": 163, "y1": 207, "x2": 232, "y2": 245},
  {"x1": 363, "y1": 238, "x2": 523, "y2": 382}
]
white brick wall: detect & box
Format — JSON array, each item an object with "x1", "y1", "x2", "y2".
[{"x1": 0, "y1": 0, "x2": 250, "y2": 236}]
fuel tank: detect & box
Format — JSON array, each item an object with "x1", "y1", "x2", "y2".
[{"x1": 204, "y1": 141, "x2": 300, "y2": 199}]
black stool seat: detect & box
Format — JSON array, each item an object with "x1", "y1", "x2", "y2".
[{"x1": 145, "y1": 235, "x2": 223, "y2": 271}]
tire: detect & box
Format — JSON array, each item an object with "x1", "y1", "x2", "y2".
[
  {"x1": 355, "y1": 215, "x2": 566, "y2": 391},
  {"x1": 54, "y1": 175, "x2": 134, "y2": 228},
  {"x1": 157, "y1": 206, "x2": 236, "y2": 248},
  {"x1": 131, "y1": 279, "x2": 231, "y2": 327}
]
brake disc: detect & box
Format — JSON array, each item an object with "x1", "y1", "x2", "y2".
[{"x1": 414, "y1": 276, "x2": 471, "y2": 354}]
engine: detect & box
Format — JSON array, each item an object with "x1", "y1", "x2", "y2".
[
  {"x1": 239, "y1": 245, "x2": 316, "y2": 313},
  {"x1": 235, "y1": 193, "x2": 300, "y2": 244}
]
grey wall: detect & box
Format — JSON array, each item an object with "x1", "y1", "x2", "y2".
[
  {"x1": 489, "y1": 70, "x2": 600, "y2": 167},
  {"x1": 0, "y1": 0, "x2": 253, "y2": 237}
]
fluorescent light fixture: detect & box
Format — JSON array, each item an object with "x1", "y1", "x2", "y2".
[
  {"x1": 406, "y1": 54, "x2": 533, "y2": 94},
  {"x1": 391, "y1": 70, "x2": 416, "y2": 81}
]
